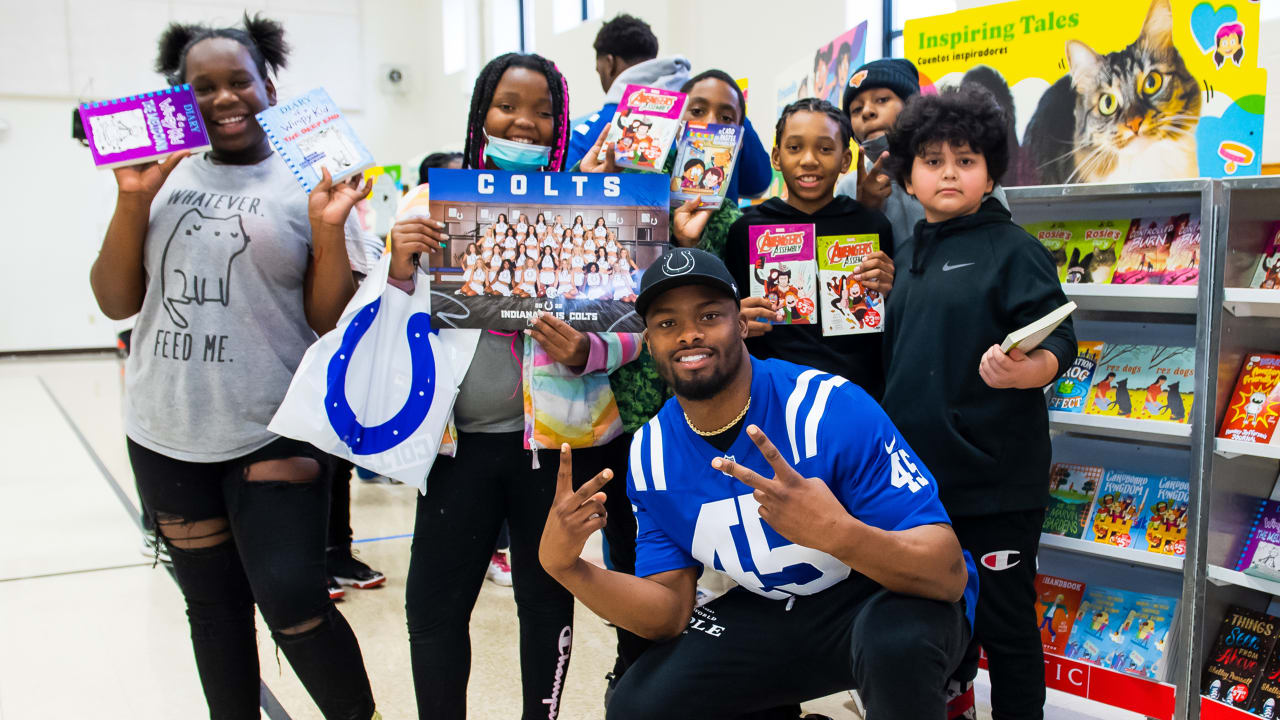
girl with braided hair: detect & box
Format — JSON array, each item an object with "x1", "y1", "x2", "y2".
[
  {"x1": 89, "y1": 12, "x2": 380, "y2": 720},
  {"x1": 387, "y1": 52, "x2": 643, "y2": 719}
]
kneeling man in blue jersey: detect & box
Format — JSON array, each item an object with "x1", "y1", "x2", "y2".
[{"x1": 540, "y1": 248, "x2": 980, "y2": 719}]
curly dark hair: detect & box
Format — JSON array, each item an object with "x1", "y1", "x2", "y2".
[
  {"x1": 774, "y1": 98, "x2": 853, "y2": 148},
  {"x1": 886, "y1": 85, "x2": 1010, "y2": 188},
  {"x1": 156, "y1": 12, "x2": 288, "y2": 85},
  {"x1": 593, "y1": 14, "x2": 658, "y2": 62}
]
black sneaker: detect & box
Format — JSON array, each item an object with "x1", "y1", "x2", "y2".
[
  {"x1": 328, "y1": 548, "x2": 387, "y2": 590},
  {"x1": 328, "y1": 576, "x2": 346, "y2": 601}
]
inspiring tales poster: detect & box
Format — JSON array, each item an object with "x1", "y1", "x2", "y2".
[
  {"x1": 425, "y1": 169, "x2": 669, "y2": 333},
  {"x1": 904, "y1": 0, "x2": 1266, "y2": 185}
]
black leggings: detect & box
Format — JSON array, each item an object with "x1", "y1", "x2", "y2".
[
  {"x1": 127, "y1": 437, "x2": 375, "y2": 720},
  {"x1": 405, "y1": 431, "x2": 635, "y2": 720}
]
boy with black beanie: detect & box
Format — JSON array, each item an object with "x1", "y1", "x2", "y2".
[{"x1": 880, "y1": 85, "x2": 1075, "y2": 720}]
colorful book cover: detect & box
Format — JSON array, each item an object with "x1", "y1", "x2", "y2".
[
  {"x1": 1132, "y1": 476, "x2": 1190, "y2": 556},
  {"x1": 1064, "y1": 585, "x2": 1133, "y2": 669},
  {"x1": 668, "y1": 122, "x2": 743, "y2": 209},
  {"x1": 1044, "y1": 463, "x2": 1104, "y2": 539},
  {"x1": 1219, "y1": 353, "x2": 1280, "y2": 445},
  {"x1": 600, "y1": 84, "x2": 687, "y2": 172},
  {"x1": 1235, "y1": 499, "x2": 1280, "y2": 582},
  {"x1": 1035, "y1": 573, "x2": 1085, "y2": 655},
  {"x1": 1249, "y1": 637, "x2": 1280, "y2": 717},
  {"x1": 1025, "y1": 221, "x2": 1075, "y2": 281},
  {"x1": 1049, "y1": 341, "x2": 1104, "y2": 413},
  {"x1": 1113, "y1": 216, "x2": 1176, "y2": 285},
  {"x1": 747, "y1": 224, "x2": 817, "y2": 325},
  {"x1": 1083, "y1": 344, "x2": 1195, "y2": 423},
  {"x1": 78, "y1": 84, "x2": 211, "y2": 169},
  {"x1": 1250, "y1": 224, "x2": 1280, "y2": 290},
  {"x1": 1203, "y1": 606, "x2": 1280, "y2": 708},
  {"x1": 1117, "y1": 590, "x2": 1178, "y2": 680},
  {"x1": 1085, "y1": 469, "x2": 1154, "y2": 549},
  {"x1": 1071, "y1": 219, "x2": 1125, "y2": 284},
  {"x1": 816, "y1": 234, "x2": 883, "y2": 336},
  {"x1": 255, "y1": 88, "x2": 375, "y2": 193},
  {"x1": 1162, "y1": 213, "x2": 1202, "y2": 286}
]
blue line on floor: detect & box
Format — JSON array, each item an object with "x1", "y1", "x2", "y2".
[{"x1": 352, "y1": 533, "x2": 414, "y2": 544}]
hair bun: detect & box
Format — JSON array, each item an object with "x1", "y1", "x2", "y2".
[
  {"x1": 242, "y1": 12, "x2": 289, "y2": 76},
  {"x1": 156, "y1": 22, "x2": 205, "y2": 82}
]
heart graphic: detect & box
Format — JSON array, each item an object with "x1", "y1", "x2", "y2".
[{"x1": 1190, "y1": 3, "x2": 1239, "y2": 53}]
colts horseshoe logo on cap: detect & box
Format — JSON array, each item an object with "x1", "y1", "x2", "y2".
[{"x1": 662, "y1": 250, "x2": 696, "y2": 277}]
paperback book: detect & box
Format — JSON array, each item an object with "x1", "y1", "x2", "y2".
[
  {"x1": 1044, "y1": 462, "x2": 1104, "y2": 539},
  {"x1": 1035, "y1": 574, "x2": 1086, "y2": 655},
  {"x1": 1235, "y1": 499, "x2": 1280, "y2": 582},
  {"x1": 78, "y1": 84, "x2": 210, "y2": 168},
  {"x1": 1065, "y1": 585, "x2": 1177, "y2": 680},
  {"x1": 1071, "y1": 219, "x2": 1125, "y2": 284},
  {"x1": 1250, "y1": 224, "x2": 1280, "y2": 290},
  {"x1": 1113, "y1": 216, "x2": 1176, "y2": 285},
  {"x1": 815, "y1": 234, "x2": 884, "y2": 336},
  {"x1": 1131, "y1": 475, "x2": 1190, "y2": 556},
  {"x1": 1084, "y1": 344, "x2": 1195, "y2": 423},
  {"x1": 1219, "y1": 353, "x2": 1280, "y2": 445},
  {"x1": 1025, "y1": 221, "x2": 1077, "y2": 282},
  {"x1": 1250, "y1": 636, "x2": 1280, "y2": 717},
  {"x1": 668, "y1": 122, "x2": 743, "y2": 209},
  {"x1": 599, "y1": 84, "x2": 687, "y2": 172},
  {"x1": 255, "y1": 88, "x2": 374, "y2": 193},
  {"x1": 747, "y1": 224, "x2": 816, "y2": 325},
  {"x1": 1086, "y1": 469, "x2": 1155, "y2": 549},
  {"x1": 1162, "y1": 213, "x2": 1202, "y2": 286},
  {"x1": 1203, "y1": 606, "x2": 1280, "y2": 708},
  {"x1": 1049, "y1": 341, "x2": 1105, "y2": 413}
]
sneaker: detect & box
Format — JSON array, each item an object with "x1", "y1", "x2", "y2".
[
  {"x1": 328, "y1": 577, "x2": 346, "y2": 601},
  {"x1": 328, "y1": 549, "x2": 387, "y2": 590},
  {"x1": 486, "y1": 551, "x2": 513, "y2": 586},
  {"x1": 945, "y1": 679, "x2": 976, "y2": 720},
  {"x1": 140, "y1": 531, "x2": 171, "y2": 564}
]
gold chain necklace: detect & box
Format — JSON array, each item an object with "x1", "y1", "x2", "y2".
[{"x1": 684, "y1": 396, "x2": 751, "y2": 437}]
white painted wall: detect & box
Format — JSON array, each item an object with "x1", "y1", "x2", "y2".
[{"x1": 0, "y1": 0, "x2": 1276, "y2": 351}]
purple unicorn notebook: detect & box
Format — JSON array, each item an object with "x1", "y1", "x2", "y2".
[{"x1": 79, "y1": 84, "x2": 211, "y2": 169}]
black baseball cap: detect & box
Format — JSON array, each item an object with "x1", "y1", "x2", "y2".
[{"x1": 635, "y1": 248, "x2": 740, "y2": 321}]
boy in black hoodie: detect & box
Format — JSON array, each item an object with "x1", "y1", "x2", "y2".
[
  {"x1": 881, "y1": 86, "x2": 1075, "y2": 719},
  {"x1": 723, "y1": 98, "x2": 896, "y2": 398}
]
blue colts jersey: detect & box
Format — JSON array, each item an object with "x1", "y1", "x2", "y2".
[{"x1": 627, "y1": 357, "x2": 979, "y2": 623}]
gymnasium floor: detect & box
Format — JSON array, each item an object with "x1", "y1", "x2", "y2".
[{"x1": 0, "y1": 353, "x2": 1135, "y2": 720}]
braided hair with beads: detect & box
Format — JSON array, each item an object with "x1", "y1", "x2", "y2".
[{"x1": 462, "y1": 53, "x2": 571, "y2": 172}]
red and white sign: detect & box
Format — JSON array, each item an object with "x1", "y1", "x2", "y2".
[{"x1": 979, "y1": 649, "x2": 1176, "y2": 719}]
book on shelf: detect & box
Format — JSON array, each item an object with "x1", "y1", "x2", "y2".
[
  {"x1": 999, "y1": 301, "x2": 1076, "y2": 353},
  {"x1": 1113, "y1": 216, "x2": 1176, "y2": 285},
  {"x1": 1070, "y1": 219, "x2": 1125, "y2": 284},
  {"x1": 1026, "y1": 221, "x2": 1076, "y2": 282},
  {"x1": 1249, "y1": 223, "x2": 1280, "y2": 290},
  {"x1": 78, "y1": 84, "x2": 211, "y2": 169},
  {"x1": 1049, "y1": 341, "x2": 1105, "y2": 413},
  {"x1": 1219, "y1": 353, "x2": 1280, "y2": 445},
  {"x1": 1249, "y1": 637, "x2": 1280, "y2": 717},
  {"x1": 1044, "y1": 462, "x2": 1104, "y2": 539},
  {"x1": 1162, "y1": 213, "x2": 1201, "y2": 286},
  {"x1": 668, "y1": 122, "x2": 742, "y2": 209},
  {"x1": 747, "y1": 224, "x2": 817, "y2": 325},
  {"x1": 1085, "y1": 469, "x2": 1155, "y2": 549},
  {"x1": 1203, "y1": 606, "x2": 1280, "y2": 709},
  {"x1": 598, "y1": 84, "x2": 686, "y2": 172},
  {"x1": 1131, "y1": 475, "x2": 1190, "y2": 556},
  {"x1": 816, "y1": 234, "x2": 885, "y2": 336},
  {"x1": 1035, "y1": 573, "x2": 1085, "y2": 655},
  {"x1": 1233, "y1": 499, "x2": 1280, "y2": 582},
  {"x1": 1064, "y1": 584, "x2": 1178, "y2": 680},
  {"x1": 1083, "y1": 344, "x2": 1195, "y2": 424},
  {"x1": 255, "y1": 88, "x2": 374, "y2": 193}
]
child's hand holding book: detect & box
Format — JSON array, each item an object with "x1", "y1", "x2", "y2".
[{"x1": 979, "y1": 345, "x2": 1060, "y2": 390}]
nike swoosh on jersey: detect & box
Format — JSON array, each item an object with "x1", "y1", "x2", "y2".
[{"x1": 942, "y1": 261, "x2": 975, "y2": 271}]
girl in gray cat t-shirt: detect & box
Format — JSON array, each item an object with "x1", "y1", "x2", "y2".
[{"x1": 88, "y1": 15, "x2": 382, "y2": 720}]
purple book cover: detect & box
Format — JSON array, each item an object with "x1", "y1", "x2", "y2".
[
  {"x1": 1236, "y1": 499, "x2": 1280, "y2": 581},
  {"x1": 79, "y1": 84, "x2": 211, "y2": 169},
  {"x1": 747, "y1": 223, "x2": 817, "y2": 325}
]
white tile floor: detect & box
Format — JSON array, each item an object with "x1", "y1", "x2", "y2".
[{"x1": 0, "y1": 353, "x2": 1140, "y2": 720}]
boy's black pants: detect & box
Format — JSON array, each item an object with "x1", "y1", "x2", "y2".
[
  {"x1": 607, "y1": 579, "x2": 969, "y2": 720},
  {"x1": 951, "y1": 508, "x2": 1047, "y2": 720}
]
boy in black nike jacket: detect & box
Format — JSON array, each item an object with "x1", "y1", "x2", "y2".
[{"x1": 880, "y1": 86, "x2": 1075, "y2": 720}]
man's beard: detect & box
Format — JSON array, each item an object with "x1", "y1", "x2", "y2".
[{"x1": 656, "y1": 341, "x2": 744, "y2": 401}]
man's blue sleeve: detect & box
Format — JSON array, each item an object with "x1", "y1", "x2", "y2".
[
  {"x1": 729, "y1": 116, "x2": 773, "y2": 201},
  {"x1": 565, "y1": 105, "x2": 615, "y2": 170}
]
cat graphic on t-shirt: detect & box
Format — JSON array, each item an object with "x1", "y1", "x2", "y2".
[{"x1": 160, "y1": 208, "x2": 250, "y2": 328}]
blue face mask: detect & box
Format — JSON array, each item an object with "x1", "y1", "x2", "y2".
[{"x1": 483, "y1": 134, "x2": 552, "y2": 171}]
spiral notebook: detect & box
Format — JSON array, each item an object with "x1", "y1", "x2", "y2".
[
  {"x1": 78, "y1": 84, "x2": 211, "y2": 169},
  {"x1": 255, "y1": 88, "x2": 374, "y2": 193}
]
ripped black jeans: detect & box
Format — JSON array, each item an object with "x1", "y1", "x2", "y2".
[{"x1": 127, "y1": 436, "x2": 375, "y2": 720}]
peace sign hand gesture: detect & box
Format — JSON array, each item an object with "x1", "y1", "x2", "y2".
[
  {"x1": 711, "y1": 425, "x2": 848, "y2": 554},
  {"x1": 540, "y1": 444, "x2": 615, "y2": 577}
]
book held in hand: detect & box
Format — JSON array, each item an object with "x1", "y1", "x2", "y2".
[
  {"x1": 668, "y1": 123, "x2": 743, "y2": 209},
  {"x1": 598, "y1": 84, "x2": 686, "y2": 172},
  {"x1": 255, "y1": 88, "x2": 374, "y2": 193},
  {"x1": 816, "y1": 234, "x2": 884, "y2": 337},
  {"x1": 1048, "y1": 341, "x2": 1104, "y2": 413},
  {"x1": 78, "y1": 84, "x2": 211, "y2": 169},
  {"x1": 747, "y1": 224, "x2": 816, "y2": 325},
  {"x1": 999, "y1": 301, "x2": 1076, "y2": 353},
  {"x1": 1219, "y1": 353, "x2": 1280, "y2": 445}
]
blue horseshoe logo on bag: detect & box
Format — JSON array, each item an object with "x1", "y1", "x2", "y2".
[{"x1": 325, "y1": 298, "x2": 437, "y2": 455}]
